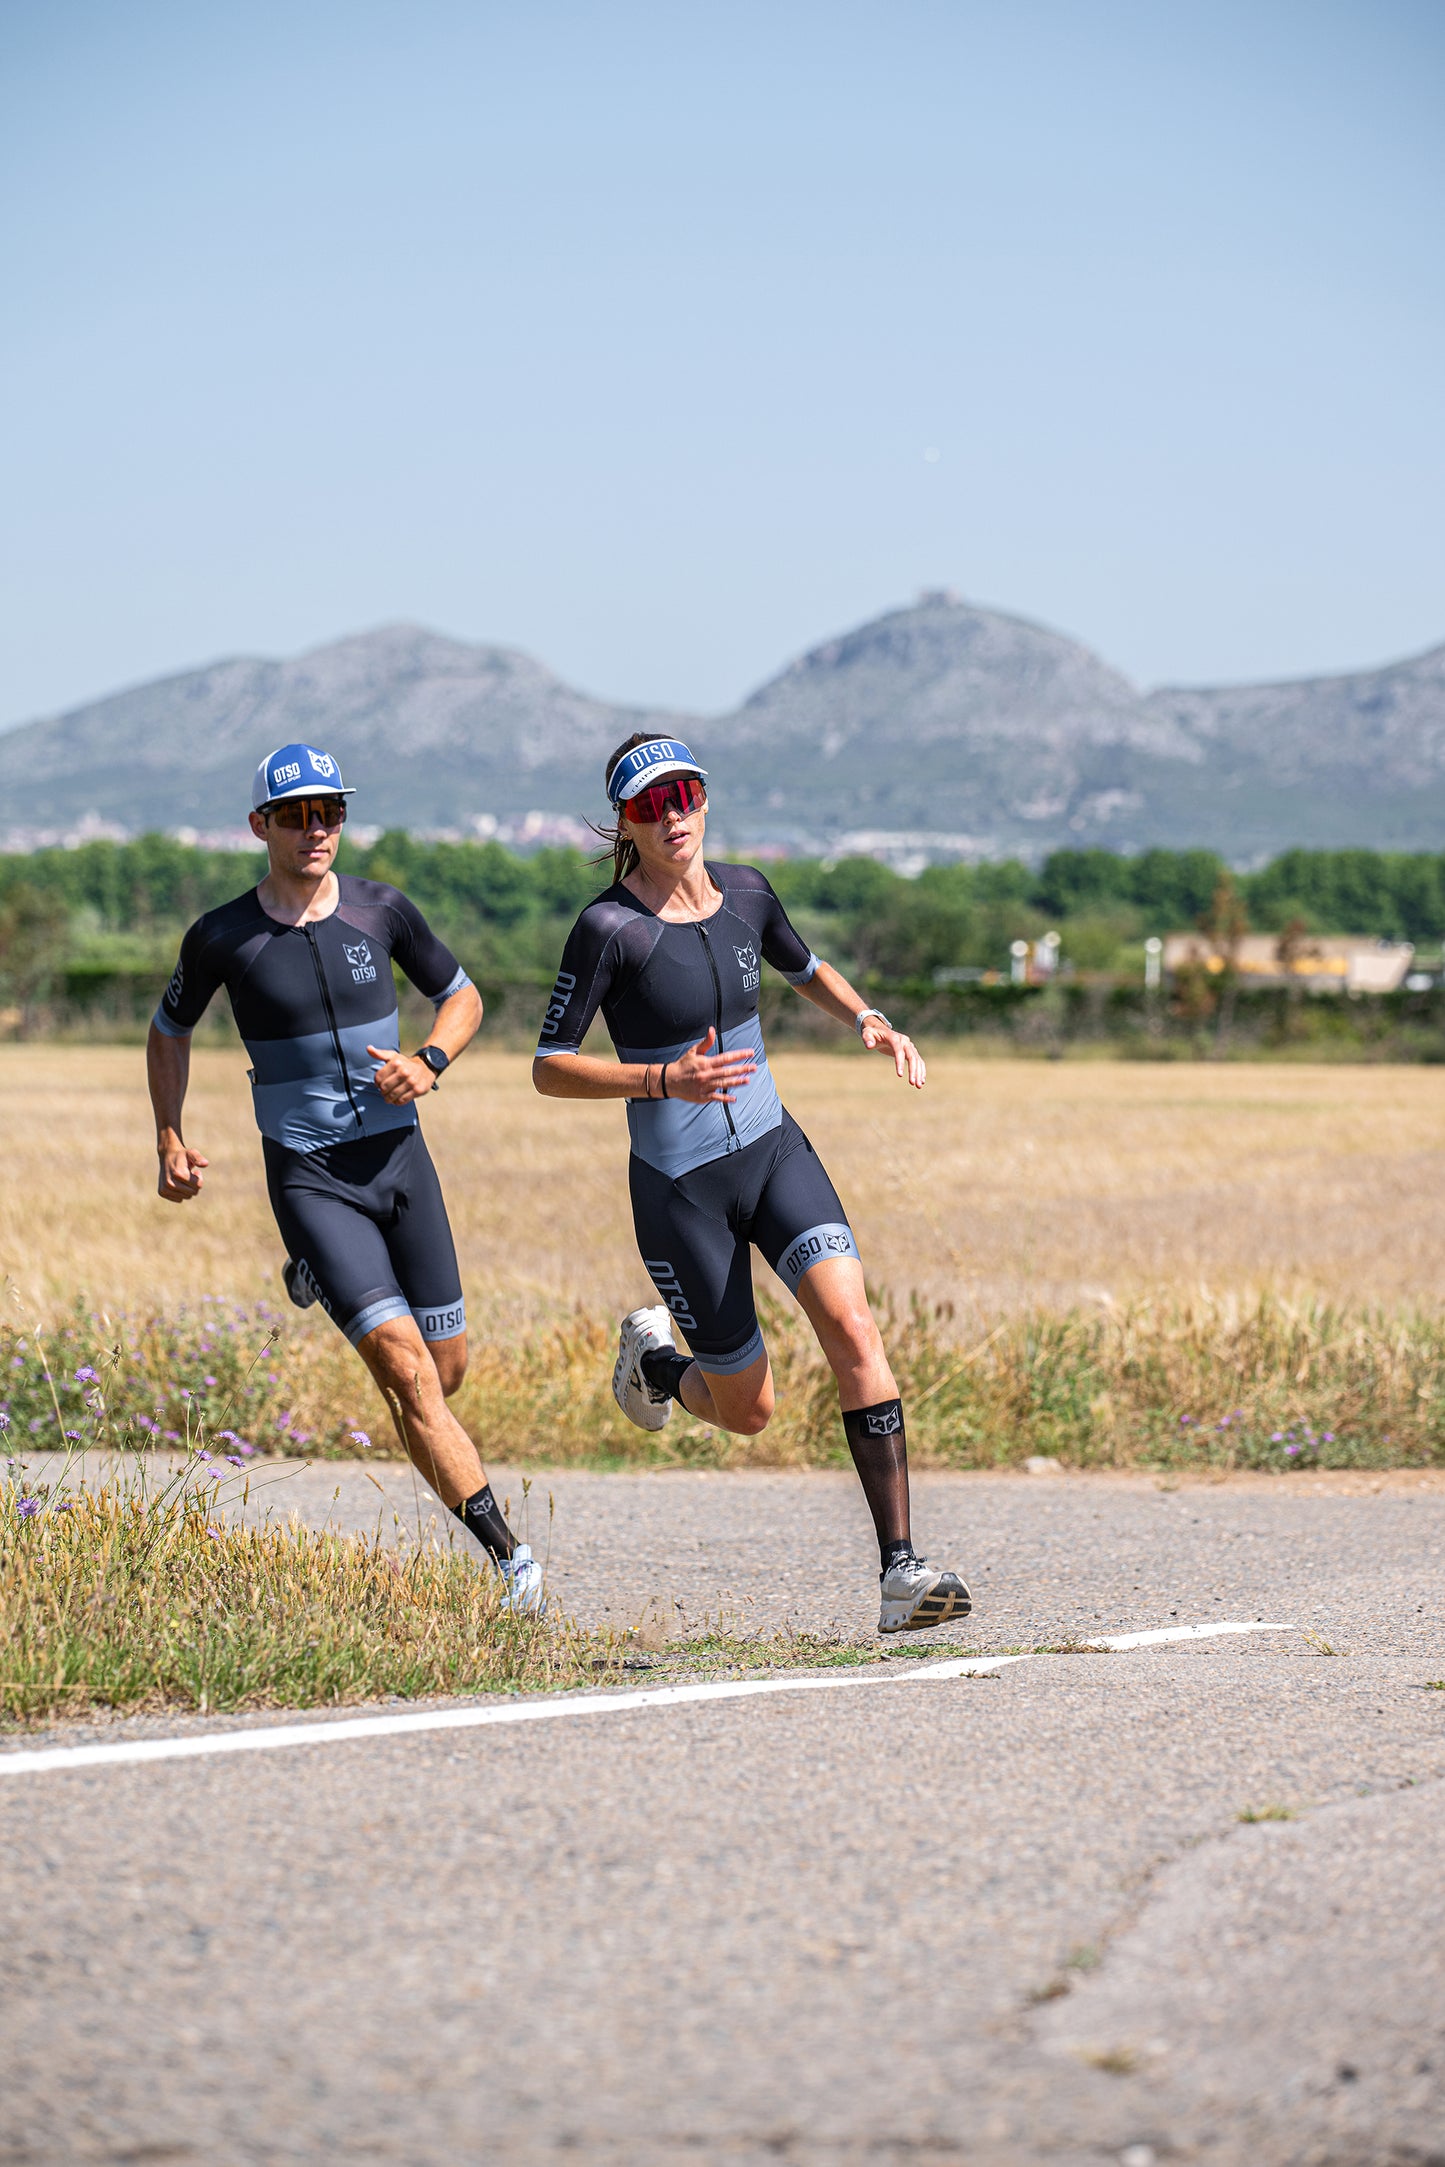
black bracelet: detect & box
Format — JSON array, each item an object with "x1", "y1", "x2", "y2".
[{"x1": 660, "y1": 1062, "x2": 670, "y2": 1098}]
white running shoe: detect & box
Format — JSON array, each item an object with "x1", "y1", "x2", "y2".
[
  {"x1": 498, "y1": 1543, "x2": 546, "y2": 1618},
  {"x1": 878, "y1": 1554, "x2": 972, "y2": 1635},
  {"x1": 612, "y1": 1305, "x2": 677, "y2": 1431}
]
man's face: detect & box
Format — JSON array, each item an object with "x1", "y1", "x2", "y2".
[{"x1": 248, "y1": 796, "x2": 345, "y2": 881}]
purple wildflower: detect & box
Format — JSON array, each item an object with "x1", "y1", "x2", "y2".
[
  {"x1": 0, "y1": 1412, "x2": 8, "y2": 1432},
  {"x1": 225, "y1": 1454, "x2": 244, "y2": 1467},
  {"x1": 55, "y1": 1499, "x2": 75, "y2": 1511},
  {"x1": 16, "y1": 1498, "x2": 40, "y2": 1518},
  {"x1": 204, "y1": 1376, "x2": 217, "y2": 1388},
  {"x1": 74, "y1": 1365, "x2": 97, "y2": 1383},
  {"x1": 206, "y1": 1527, "x2": 222, "y2": 1541},
  {"x1": 1286, "y1": 1444, "x2": 1300, "y2": 1456},
  {"x1": 1271, "y1": 1432, "x2": 1284, "y2": 1443},
  {"x1": 65, "y1": 1430, "x2": 80, "y2": 1440},
  {"x1": 349, "y1": 1430, "x2": 372, "y2": 1448},
  {"x1": 1323, "y1": 1432, "x2": 1335, "y2": 1443}
]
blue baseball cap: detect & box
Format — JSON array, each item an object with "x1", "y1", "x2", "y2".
[
  {"x1": 252, "y1": 743, "x2": 355, "y2": 810},
  {"x1": 606, "y1": 737, "x2": 708, "y2": 807}
]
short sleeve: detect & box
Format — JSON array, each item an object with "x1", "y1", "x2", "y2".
[
  {"x1": 758, "y1": 879, "x2": 818, "y2": 986},
  {"x1": 536, "y1": 909, "x2": 619, "y2": 1056},
  {"x1": 387, "y1": 892, "x2": 469, "y2": 1005},
  {"x1": 153, "y1": 918, "x2": 223, "y2": 1037}
]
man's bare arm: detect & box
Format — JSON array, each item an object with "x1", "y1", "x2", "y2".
[{"x1": 146, "y1": 1022, "x2": 210, "y2": 1200}]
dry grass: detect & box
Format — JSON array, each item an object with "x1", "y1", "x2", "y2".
[
  {"x1": 0, "y1": 1476, "x2": 617, "y2": 1725},
  {"x1": 5, "y1": 1046, "x2": 1445, "y2": 1470},
  {"x1": 6, "y1": 1045, "x2": 1445, "y2": 1322}
]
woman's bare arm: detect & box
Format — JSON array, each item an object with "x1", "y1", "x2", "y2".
[
  {"x1": 532, "y1": 1028, "x2": 758, "y2": 1104},
  {"x1": 790, "y1": 959, "x2": 926, "y2": 1089}
]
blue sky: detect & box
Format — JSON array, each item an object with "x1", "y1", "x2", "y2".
[{"x1": 2, "y1": 0, "x2": 1442, "y2": 728}]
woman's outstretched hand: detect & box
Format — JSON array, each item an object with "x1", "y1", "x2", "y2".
[
  {"x1": 860, "y1": 1017, "x2": 927, "y2": 1089},
  {"x1": 664, "y1": 1027, "x2": 758, "y2": 1104}
]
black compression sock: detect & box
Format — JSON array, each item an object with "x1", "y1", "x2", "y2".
[
  {"x1": 881, "y1": 1537, "x2": 918, "y2": 1575},
  {"x1": 452, "y1": 1483, "x2": 515, "y2": 1561},
  {"x1": 640, "y1": 1347, "x2": 693, "y2": 1405},
  {"x1": 842, "y1": 1397, "x2": 913, "y2": 1572}
]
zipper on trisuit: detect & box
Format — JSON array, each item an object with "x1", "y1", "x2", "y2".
[
  {"x1": 304, "y1": 923, "x2": 366, "y2": 1135},
  {"x1": 697, "y1": 922, "x2": 739, "y2": 1150}
]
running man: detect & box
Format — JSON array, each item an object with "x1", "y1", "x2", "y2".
[
  {"x1": 534, "y1": 733, "x2": 970, "y2": 1633},
  {"x1": 147, "y1": 741, "x2": 543, "y2": 1612}
]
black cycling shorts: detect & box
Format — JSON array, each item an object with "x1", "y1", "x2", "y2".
[
  {"x1": 628, "y1": 1109, "x2": 860, "y2": 1375},
  {"x1": 263, "y1": 1128, "x2": 466, "y2": 1348}
]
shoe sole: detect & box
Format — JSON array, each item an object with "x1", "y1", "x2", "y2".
[
  {"x1": 612, "y1": 1312, "x2": 674, "y2": 1431},
  {"x1": 611, "y1": 1349, "x2": 671, "y2": 1430},
  {"x1": 878, "y1": 1573, "x2": 973, "y2": 1635}
]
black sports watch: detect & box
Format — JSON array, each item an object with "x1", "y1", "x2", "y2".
[{"x1": 416, "y1": 1044, "x2": 450, "y2": 1086}]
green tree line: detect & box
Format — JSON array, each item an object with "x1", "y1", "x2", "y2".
[{"x1": 4, "y1": 836, "x2": 1445, "y2": 1030}]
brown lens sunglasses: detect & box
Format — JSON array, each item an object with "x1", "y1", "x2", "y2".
[{"x1": 267, "y1": 796, "x2": 348, "y2": 830}]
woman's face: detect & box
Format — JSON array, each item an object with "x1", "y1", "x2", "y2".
[{"x1": 627, "y1": 781, "x2": 707, "y2": 881}]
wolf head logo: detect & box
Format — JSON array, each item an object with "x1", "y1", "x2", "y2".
[
  {"x1": 344, "y1": 941, "x2": 371, "y2": 969},
  {"x1": 864, "y1": 1405, "x2": 902, "y2": 1437},
  {"x1": 734, "y1": 945, "x2": 758, "y2": 974}
]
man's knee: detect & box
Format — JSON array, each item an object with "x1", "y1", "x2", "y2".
[
  {"x1": 358, "y1": 1319, "x2": 437, "y2": 1402},
  {"x1": 430, "y1": 1334, "x2": 468, "y2": 1397}
]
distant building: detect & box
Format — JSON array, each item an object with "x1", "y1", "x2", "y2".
[{"x1": 1163, "y1": 932, "x2": 1414, "y2": 994}]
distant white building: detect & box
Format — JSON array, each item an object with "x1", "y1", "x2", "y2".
[{"x1": 1163, "y1": 932, "x2": 1414, "y2": 994}]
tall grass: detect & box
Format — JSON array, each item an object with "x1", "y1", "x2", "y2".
[
  {"x1": 0, "y1": 1480, "x2": 617, "y2": 1727},
  {"x1": 462, "y1": 1288, "x2": 1445, "y2": 1472},
  {"x1": 6, "y1": 1288, "x2": 1443, "y2": 1476}
]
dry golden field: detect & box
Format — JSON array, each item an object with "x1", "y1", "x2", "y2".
[
  {"x1": 5, "y1": 1044, "x2": 1445, "y2": 1326},
  {"x1": 7, "y1": 1045, "x2": 1445, "y2": 1470}
]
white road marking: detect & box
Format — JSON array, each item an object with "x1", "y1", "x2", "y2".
[{"x1": 0, "y1": 1621, "x2": 1295, "y2": 1779}]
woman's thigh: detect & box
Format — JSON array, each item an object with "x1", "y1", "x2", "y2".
[{"x1": 628, "y1": 1152, "x2": 764, "y2": 1377}]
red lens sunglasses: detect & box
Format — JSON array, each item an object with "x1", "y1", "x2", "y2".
[{"x1": 623, "y1": 776, "x2": 706, "y2": 825}]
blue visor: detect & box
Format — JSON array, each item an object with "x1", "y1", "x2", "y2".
[{"x1": 607, "y1": 739, "x2": 708, "y2": 807}]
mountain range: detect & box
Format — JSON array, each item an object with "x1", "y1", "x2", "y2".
[{"x1": 3, "y1": 593, "x2": 1444, "y2": 862}]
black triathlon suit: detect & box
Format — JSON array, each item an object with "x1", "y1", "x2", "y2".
[
  {"x1": 538, "y1": 863, "x2": 860, "y2": 1375},
  {"x1": 155, "y1": 877, "x2": 472, "y2": 1347}
]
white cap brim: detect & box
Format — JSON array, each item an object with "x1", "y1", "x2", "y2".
[{"x1": 614, "y1": 760, "x2": 707, "y2": 803}]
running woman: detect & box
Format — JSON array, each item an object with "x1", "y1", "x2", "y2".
[
  {"x1": 147, "y1": 742, "x2": 543, "y2": 1612},
  {"x1": 534, "y1": 734, "x2": 970, "y2": 1633}
]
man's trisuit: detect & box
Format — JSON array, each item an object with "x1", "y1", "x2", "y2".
[
  {"x1": 156, "y1": 876, "x2": 472, "y2": 1346},
  {"x1": 537, "y1": 862, "x2": 860, "y2": 1376}
]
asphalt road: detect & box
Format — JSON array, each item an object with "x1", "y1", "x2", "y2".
[{"x1": 2, "y1": 1468, "x2": 1443, "y2": 2166}]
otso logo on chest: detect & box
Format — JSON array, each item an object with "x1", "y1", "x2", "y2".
[
  {"x1": 733, "y1": 943, "x2": 760, "y2": 992},
  {"x1": 344, "y1": 939, "x2": 377, "y2": 984}
]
